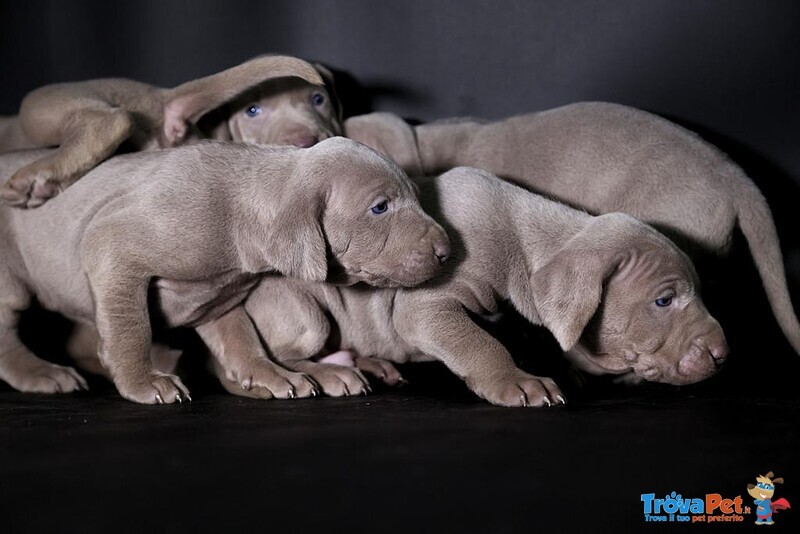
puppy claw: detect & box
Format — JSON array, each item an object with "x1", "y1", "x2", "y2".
[
  {"x1": 520, "y1": 393, "x2": 529, "y2": 407},
  {"x1": 543, "y1": 397, "x2": 552, "y2": 407},
  {"x1": 176, "y1": 393, "x2": 182, "y2": 403},
  {"x1": 288, "y1": 387, "x2": 296, "y2": 399},
  {"x1": 556, "y1": 395, "x2": 567, "y2": 405},
  {"x1": 155, "y1": 393, "x2": 164, "y2": 405}
]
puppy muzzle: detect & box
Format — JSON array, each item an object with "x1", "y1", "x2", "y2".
[{"x1": 394, "y1": 225, "x2": 451, "y2": 286}]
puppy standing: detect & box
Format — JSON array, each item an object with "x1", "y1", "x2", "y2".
[
  {"x1": 0, "y1": 138, "x2": 449, "y2": 403},
  {"x1": 0, "y1": 55, "x2": 342, "y2": 208},
  {"x1": 344, "y1": 103, "x2": 800, "y2": 356},
  {"x1": 242, "y1": 168, "x2": 727, "y2": 406}
]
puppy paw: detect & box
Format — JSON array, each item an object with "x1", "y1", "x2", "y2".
[
  {"x1": 302, "y1": 363, "x2": 371, "y2": 397},
  {"x1": 8, "y1": 361, "x2": 89, "y2": 394},
  {"x1": 1, "y1": 166, "x2": 64, "y2": 208},
  {"x1": 468, "y1": 371, "x2": 566, "y2": 408},
  {"x1": 117, "y1": 372, "x2": 191, "y2": 404},
  {"x1": 223, "y1": 362, "x2": 318, "y2": 400},
  {"x1": 355, "y1": 356, "x2": 405, "y2": 386}
]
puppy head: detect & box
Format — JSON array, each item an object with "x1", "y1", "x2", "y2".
[
  {"x1": 163, "y1": 55, "x2": 326, "y2": 147},
  {"x1": 532, "y1": 213, "x2": 727, "y2": 385},
  {"x1": 227, "y1": 75, "x2": 342, "y2": 148},
  {"x1": 307, "y1": 137, "x2": 449, "y2": 287}
]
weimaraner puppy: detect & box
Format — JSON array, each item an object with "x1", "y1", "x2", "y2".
[
  {"x1": 0, "y1": 55, "x2": 342, "y2": 208},
  {"x1": 240, "y1": 167, "x2": 728, "y2": 406},
  {"x1": 343, "y1": 103, "x2": 800, "y2": 357},
  {"x1": 0, "y1": 138, "x2": 450, "y2": 404}
]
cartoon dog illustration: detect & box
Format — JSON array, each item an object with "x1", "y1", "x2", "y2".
[{"x1": 747, "y1": 471, "x2": 791, "y2": 525}]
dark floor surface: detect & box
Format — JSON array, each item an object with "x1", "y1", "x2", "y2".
[
  {"x1": 2, "y1": 358, "x2": 798, "y2": 533},
  {"x1": 2, "y1": 247, "x2": 800, "y2": 533}
]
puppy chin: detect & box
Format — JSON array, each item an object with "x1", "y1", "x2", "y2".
[{"x1": 565, "y1": 343, "x2": 633, "y2": 377}]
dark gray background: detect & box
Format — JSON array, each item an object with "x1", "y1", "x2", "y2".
[
  {"x1": 1, "y1": 0, "x2": 798, "y2": 179},
  {"x1": 0, "y1": 1, "x2": 798, "y2": 298},
  {"x1": 3, "y1": 0, "x2": 799, "y2": 282}
]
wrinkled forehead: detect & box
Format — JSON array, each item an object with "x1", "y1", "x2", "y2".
[{"x1": 616, "y1": 238, "x2": 698, "y2": 290}]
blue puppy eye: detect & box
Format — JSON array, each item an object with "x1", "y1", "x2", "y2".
[
  {"x1": 371, "y1": 201, "x2": 388, "y2": 214},
  {"x1": 311, "y1": 92, "x2": 326, "y2": 106},
  {"x1": 245, "y1": 105, "x2": 261, "y2": 117},
  {"x1": 655, "y1": 296, "x2": 673, "y2": 307}
]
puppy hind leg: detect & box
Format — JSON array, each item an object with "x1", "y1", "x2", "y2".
[
  {"x1": 0, "y1": 286, "x2": 87, "y2": 393},
  {"x1": 0, "y1": 334, "x2": 89, "y2": 394},
  {"x1": 1, "y1": 107, "x2": 134, "y2": 208}
]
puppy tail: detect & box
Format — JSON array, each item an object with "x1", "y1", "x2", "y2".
[{"x1": 734, "y1": 173, "x2": 800, "y2": 355}]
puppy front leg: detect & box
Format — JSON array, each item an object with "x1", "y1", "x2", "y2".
[
  {"x1": 354, "y1": 356, "x2": 405, "y2": 386},
  {"x1": 196, "y1": 306, "x2": 318, "y2": 399},
  {"x1": 396, "y1": 298, "x2": 565, "y2": 407},
  {"x1": 89, "y1": 272, "x2": 189, "y2": 404}
]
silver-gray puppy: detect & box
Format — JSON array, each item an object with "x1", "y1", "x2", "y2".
[
  {"x1": 345, "y1": 103, "x2": 800, "y2": 355},
  {"x1": 0, "y1": 138, "x2": 450, "y2": 404},
  {"x1": 241, "y1": 168, "x2": 727, "y2": 407},
  {"x1": 0, "y1": 55, "x2": 341, "y2": 208}
]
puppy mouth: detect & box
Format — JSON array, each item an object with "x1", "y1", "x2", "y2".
[
  {"x1": 346, "y1": 267, "x2": 416, "y2": 288},
  {"x1": 347, "y1": 258, "x2": 442, "y2": 288},
  {"x1": 634, "y1": 364, "x2": 663, "y2": 381},
  {"x1": 566, "y1": 343, "x2": 633, "y2": 376}
]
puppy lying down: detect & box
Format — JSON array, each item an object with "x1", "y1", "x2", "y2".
[
  {"x1": 240, "y1": 168, "x2": 728, "y2": 406},
  {"x1": 0, "y1": 138, "x2": 449, "y2": 403},
  {"x1": 0, "y1": 55, "x2": 342, "y2": 208},
  {"x1": 345, "y1": 103, "x2": 800, "y2": 356}
]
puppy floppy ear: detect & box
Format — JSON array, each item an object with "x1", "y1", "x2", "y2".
[
  {"x1": 313, "y1": 62, "x2": 344, "y2": 130},
  {"x1": 344, "y1": 112, "x2": 424, "y2": 176},
  {"x1": 235, "y1": 190, "x2": 328, "y2": 282},
  {"x1": 529, "y1": 216, "x2": 627, "y2": 350},
  {"x1": 162, "y1": 55, "x2": 324, "y2": 146}
]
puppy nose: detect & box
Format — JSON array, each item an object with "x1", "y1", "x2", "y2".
[
  {"x1": 694, "y1": 332, "x2": 728, "y2": 367},
  {"x1": 709, "y1": 342, "x2": 728, "y2": 365},
  {"x1": 433, "y1": 236, "x2": 451, "y2": 264}
]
